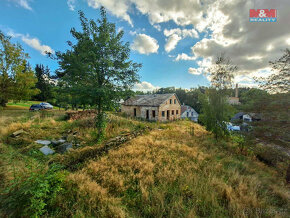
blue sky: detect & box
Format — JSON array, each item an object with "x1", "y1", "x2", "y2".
[{"x1": 1, "y1": 0, "x2": 289, "y2": 91}]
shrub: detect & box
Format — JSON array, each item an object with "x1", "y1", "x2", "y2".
[{"x1": 0, "y1": 164, "x2": 66, "y2": 217}]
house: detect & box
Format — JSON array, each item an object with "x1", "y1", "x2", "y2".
[
  {"x1": 180, "y1": 104, "x2": 199, "y2": 122},
  {"x1": 121, "y1": 93, "x2": 181, "y2": 121},
  {"x1": 231, "y1": 112, "x2": 261, "y2": 122}
]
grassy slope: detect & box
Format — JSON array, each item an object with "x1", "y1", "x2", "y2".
[
  {"x1": 0, "y1": 111, "x2": 289, "y2": 217},
  {"x1": 62, "y1": 121, "x2": 289, "y2": 217}
]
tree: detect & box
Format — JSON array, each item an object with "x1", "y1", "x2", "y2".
[
  {"x1": 198, "y1": 88, "x2": 234, "y2": 140},
  {"x1": 34, "y1": 64, "x2": 54, "y2": 101},
  {"x1": 13, "y1": 63, "x2": 39, "y2": 102},
  {"x1": 258, "y1": 48, "x2": 290, "y2": 93},
  {"x1": 208, "y1": 54, "x2": 237, "y2": 90},
  {"x1": 0, "y1": 31, "x2": 39, "y2": 106},
  {"x1": 55, "y1": 8, "x2": 141, "y2": 141}
]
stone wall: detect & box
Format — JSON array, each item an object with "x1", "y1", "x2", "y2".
[
  {"x1": 159, "y1": 95, "x2": 181, "y2": 121},
  {"x1": 121, "y1": 94, "x2": 181, "y2": 122},
  {"x1": 121, "y1": 105, "x2": 159, "y2": 121}
]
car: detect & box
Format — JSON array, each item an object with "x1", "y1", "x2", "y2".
[
  {"x1": 29, "y1": 104, "x2": 44, "y2": 111},
  {"x1": 39, "y1": 102, "x2": 53, "y2": 109}
]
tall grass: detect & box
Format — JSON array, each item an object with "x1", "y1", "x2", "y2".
[{"x1": 56, "y1": 121, "x2": 289, "y2": 217}]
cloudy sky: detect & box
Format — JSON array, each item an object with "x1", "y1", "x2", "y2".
[{"x1": 1, "y1": 0, "x2": 289, "y2": 91}]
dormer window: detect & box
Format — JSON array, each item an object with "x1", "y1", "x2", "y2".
[
  {"x1": 174, "y1": 99, "x2": 176, "y2": 104},
  {"x1": 170, "y1": 99, "x2": 172, "y2": 104}
]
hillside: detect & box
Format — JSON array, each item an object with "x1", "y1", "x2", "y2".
[{"x1": 0, "y1": 110, "x2": 289, "y2": 217}]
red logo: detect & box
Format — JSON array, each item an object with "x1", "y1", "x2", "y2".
[{"x1": 249, "y1": 9, "x2": 277, "y2": 22}]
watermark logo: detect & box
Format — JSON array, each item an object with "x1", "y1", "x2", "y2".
[{"x1": 249, "y1": 9, "x2": 277, "y2": 22}]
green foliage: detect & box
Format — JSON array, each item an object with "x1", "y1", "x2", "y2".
[
  {"x1": 199, "y1": 88, "x2": 234, "y2": 140},
  {"x1": 34, "y1": 64, "x2": 54, "y2": 101},
  {"x1": 208, "y1": 54, "x2": 237, "y2": 90},
  {"x1": 0, "y1": 164, "x2": 66, "y2": 217},
  {"x1": 258, "y1": 48, "x2": 290, "y2": 93},
  {"x1": 55, "y1": 7, "x2": 141, "y2": 140},
  {"x1": 0, "y1": 31, "x2": 39, "y2": 106}
]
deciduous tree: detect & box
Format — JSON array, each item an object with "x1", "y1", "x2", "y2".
[
  {"x1": 258, "y1": 48, "x2": 290, "y2": 93},
  {"x1": 0, "y1": 31, "x2": 39, "y2": 106},
  {"x1": 55, "y1": 8, "x2": 141, "y2": 141}
]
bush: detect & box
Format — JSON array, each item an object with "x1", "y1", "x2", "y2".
[{"x1": 0, "y1": 164, "x2": 66, "y2": 217}]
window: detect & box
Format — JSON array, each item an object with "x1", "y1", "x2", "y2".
[
  {"x1": 170, "y1": 99, "x2": 172, "y2": 104},
  {"x1": 174, "y1": 99, "x2": 176, "y2": 104},
  {"x1": 162, "y1": 111, "x2": 165, "y2": 117},
  {"x1": 172, "y1": 110, "x2": 174, "y2": 115},
  {"x1": 134, "y1": 108, "x2": 137, "y2": 117},
  {"x1": 176, "y1": 110, "x2": 178, "y2": 114},
  {"x1": 152, "y1": 110, "x2": 156, "y2": 118},
  {"x1": 187, "y1": 112, "x2": 189, "y2": 117},
  {"x1": 191, "y1": 112, "x2": 194, "y2": 116}
]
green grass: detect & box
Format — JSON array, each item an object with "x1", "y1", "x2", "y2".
[{"x1": 7, "y1": 101, "x2": 42, "y2": 108}]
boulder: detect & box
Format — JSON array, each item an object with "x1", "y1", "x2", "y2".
[
  {"x1": 57, "y1": 143, "x2": 73, "y2": 154},
  {"x1": 35, "y1": 140, "x2": 51, "y2": 146},
  {"x1": 12, "y1": 129, "x2": 26, "y2": 137},
  {"x1": 39, "y1": 145, "x2": 55, "y2": 155}
]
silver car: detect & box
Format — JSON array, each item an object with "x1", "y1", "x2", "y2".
[{"x1": 39, "y1": 102, "x2": 53, "y2": 109}]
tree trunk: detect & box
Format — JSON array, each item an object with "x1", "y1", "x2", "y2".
[{"x1": 0, "y1": 99, "x2": 7, "y2": 107}]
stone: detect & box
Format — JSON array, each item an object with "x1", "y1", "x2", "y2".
[
  {"x1": 58, "y1": 139, "x2": 66, "y2": 143},
  {"x1": 12, "y1": 129, "x2": 26, "y2": 137},
  {"x1": 57, "y1": 143, "x2": 73, "y2": 154},
  {"x1": 39, "y1": 145, "x2": 55, "y2": 155},
  {"x1": 35, "y1": 140, "x2": 51, "y2": 146}
]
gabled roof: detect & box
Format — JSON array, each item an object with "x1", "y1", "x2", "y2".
[
  {"x1": 231, "y1": 112, "x2": 245, "y2": 120},
  {"x1": 181, "y1": 105, "x2": 198, "y2": 114},
  {"x1": 122, "y1": 93, "x2": 178, "y2": 107}
]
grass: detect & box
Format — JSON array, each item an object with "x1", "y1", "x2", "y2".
[
  {"x1": 0, "y1": 110, "x2": 289, "y2": 217},
  {"x1": 6, "y1": 100, "x2": 42, "y2": 109}
]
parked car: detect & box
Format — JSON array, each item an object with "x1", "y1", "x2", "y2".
[
  {"x1": 29, "y1": 104, "x2": 44, "y2": 111},
  {"x1": 39, "y1": 102, "x2": 53, "y2": 109},
  {"x1": 226, "y1": 122, "x2": 241, "y2": 131}
]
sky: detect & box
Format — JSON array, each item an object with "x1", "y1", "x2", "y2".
[{"x1": 0, "y1": 0, "x2": 289, "y2": 91}]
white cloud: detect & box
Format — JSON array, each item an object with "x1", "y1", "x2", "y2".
[
  {"x1": 86, "y1": 0, "x2": 133, "y2": 26},
  {"x1": 188, "y1": 67, "x2": 202, "y2": 75},
  {"x1": 9, "y1": 0, "x2": 32, "y2": 10},
  {"x1": 175, "y1": 53, "x2": 196, "y2": 61},
  {"x1": 164, "y1": 34, "x2": 181, "y2": 53},
  {"x1": 8, "y1": 30, "x2": 54, "y2": 55},
  {"x1": 67, "y1": 0, "x2": 76, "y2": 11},
  {"x1": 131, "y1": 34, "x2": 159, "y2": 55},
  {"x1": 134, "y1": 81, "x2": 160, "y2": 91},
  {"x1": 153, "y1": 24, "x2": 161, "y2": 31},
  {"x1": 164, "y1": 28, "x2": 198, "y2": 52},
  {"x1": 86, "y1": 0, "x2": 290, "y2": 82}
]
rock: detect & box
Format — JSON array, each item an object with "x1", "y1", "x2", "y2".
[
  {"x1": 57, "y1": 143, "x2": 73, "y2": 154},
  {"x1": 12, "y1": 129, "x2": 26, "y2": 137},
  {"x1": 58, "y1": 139, "x2": 66, "y2": 143},
  {"x1": 35, "y1": 140, "x2": 51, "y2": 146},
  {"x1": 39, "y1": 145, "x2": 55, "y2": 155}
]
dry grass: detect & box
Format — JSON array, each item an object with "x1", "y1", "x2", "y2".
[
  {"x1": 59, "y1": 121, "x2": 289, "y2": 217},
  {"x1": 1, "y1": 111, "x2": 289, "y2": 217}
]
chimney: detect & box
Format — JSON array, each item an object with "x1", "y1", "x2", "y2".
[{"x1": 235, "y1": 83, "x2": 239, "y2": 98}]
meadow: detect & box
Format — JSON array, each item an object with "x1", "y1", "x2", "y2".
[{"x1": 0, "y1": 107, "x2": 289, "y2": 217}]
